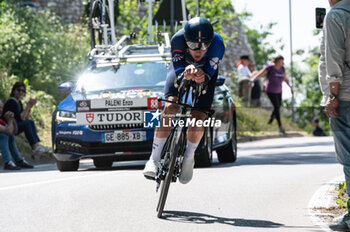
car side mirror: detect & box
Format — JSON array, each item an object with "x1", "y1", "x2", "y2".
[
  {"x1": 58, "y1": 81, "x2": 73, "y2": 94},
  {"x1": 216, "y1": 76, "x2": 226, "y2": 86}
]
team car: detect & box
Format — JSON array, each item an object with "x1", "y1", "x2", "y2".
[{"x1": 51, "y1": 35, "x2": 237, "y2": 171}]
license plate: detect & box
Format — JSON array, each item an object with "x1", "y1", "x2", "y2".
[{"x1": 103, "y1": 131, "x2": 146, "y2": 143}]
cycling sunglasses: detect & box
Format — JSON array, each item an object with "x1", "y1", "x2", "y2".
[{"x1": 186, "y1": 41, "x2": 211, "y2": 51}]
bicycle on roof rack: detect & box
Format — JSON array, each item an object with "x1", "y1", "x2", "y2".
[
  {"x1": 89, "y1": 0, "x2": 117, "y2": 49},
  {"x1": 154, "y1": 78, "x2": 213, "y2": 218}
]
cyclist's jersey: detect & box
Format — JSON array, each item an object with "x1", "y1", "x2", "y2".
[{"x1": 171, "y1": 29, "x2": 225, "y2": 82}]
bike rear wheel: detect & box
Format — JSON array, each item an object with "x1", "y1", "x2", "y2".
[{"x1": 156, "y1": 127, "x2": 182, "y2": 218}]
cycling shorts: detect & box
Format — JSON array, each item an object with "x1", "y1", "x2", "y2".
[{"x1": 164, "y1": 62, "x2": 218, "y2": 110}]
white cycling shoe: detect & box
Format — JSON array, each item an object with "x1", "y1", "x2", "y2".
[
  {"x1": 179, "y1": 157, "x2": 195, "y2": 184},
  {"x1": 143, "y1": 159, "x2": 159, "y2": 178}
]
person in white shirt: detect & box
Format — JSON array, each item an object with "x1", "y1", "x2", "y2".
[{"x1": 237, "y1": 55, "x2": 252, "y2": 105}]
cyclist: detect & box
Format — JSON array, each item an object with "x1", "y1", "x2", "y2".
[{"x1": 143, "y1": 17, "x2": 225, "y2": 184}]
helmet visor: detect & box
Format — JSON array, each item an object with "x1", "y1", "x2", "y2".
[{"x1": 186, "y1": 41, "x2": 211, "y2": 51}]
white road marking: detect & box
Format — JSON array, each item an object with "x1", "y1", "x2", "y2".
[{"x1": 0, "y1": 171, "x2": 116, "y2": 191}]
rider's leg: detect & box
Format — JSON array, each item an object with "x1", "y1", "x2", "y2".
[
  {"x1": 143, "y1": 97, "x2": 179, "y2": 177},
  {"x1": 149, "y1": 62, "x2": 179, "y2": 162},
  {"x1": 151, "y1": 97, "x2": 179, "y2": 161},
  {"x1": 179, "y1": 110, "x2": 206, "y2": 184}
]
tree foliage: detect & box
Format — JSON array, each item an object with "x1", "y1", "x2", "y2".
[
  {"x1": 0, "y1": 3, "x2": 90, "y2": 103},
  {"x1": 245, "y1": 23, "x2": 284, "y2": 69},
  {"x1": 239, "y1": 12, "x2": 284, "y2": 69},
  {"x1": 291, "y1": 47, "x2": 329, "y2": 134},
  {"x1": 0, "y1": 2, "x2": 90, "y2": 137},
  {"x1": 83, "y1": 0, "x2": 237, "y2": 46}
]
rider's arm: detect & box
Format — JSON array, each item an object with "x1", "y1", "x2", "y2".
[
  {"x1": 203, "y1": 33, "x2": 225, "y2": 83},
  {"x1": 170, "y1": 30, "x2": 188, "y2": 80}
]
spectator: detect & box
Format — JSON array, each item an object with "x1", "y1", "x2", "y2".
[
  {"x1": 237, "y1": 55, "x2": 252, "y2": 106},
  {"x1": 0, "y1": 100, "x2": 33, "y2": 170},
  {"x1": 248, "y1": 62, "x2": 262, "y2": 107},
  {"x1": 311, "y1": 118, "x2": 326, "y2": 136},
  {"x1": 318, "y1": 0, "x2": 350, "y2": 231},
  {"x1": 249, "y1": 55, "x2": 293, "y2": 134},
  {"x1": 1, "y1": 82, "x2": 50, "y2": 155}
]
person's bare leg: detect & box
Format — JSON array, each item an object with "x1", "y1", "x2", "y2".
[
  {"x1": 179, "y1": 110, "x2": 206, "y2": 184},
  {"x1": 143, "y1": 97, "x2": 179, "y2": 177}
]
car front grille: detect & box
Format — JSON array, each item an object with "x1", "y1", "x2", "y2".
[
  {"x1": 55, "y1": 137, "x2": 152, "y2": 155},
  {"x1": 56, "y1": 138, "x2": 85, "y2": 154},
  {"x1": 88, "y1": 123, "x2": 144, "y2": 131}
]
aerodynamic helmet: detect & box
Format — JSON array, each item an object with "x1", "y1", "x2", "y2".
[{"x1": 184, "y1": 17, "x2": 214, "y2": 50}]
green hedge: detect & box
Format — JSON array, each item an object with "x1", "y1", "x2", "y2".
[{"x1": 0, "y1": 3, "x2": 90, "y2": 150}]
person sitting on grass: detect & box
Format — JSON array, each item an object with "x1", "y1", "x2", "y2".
[
  {"x1": 1, "y1": 82, "x2": 50, "y2": 156},
  {"x1": 0, "y1": 100, "x2": 33, "y2": 170}
]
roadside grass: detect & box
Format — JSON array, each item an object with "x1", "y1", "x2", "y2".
[
  {"x1": 236, "y1": 103, "x2": 301, "y2": 138},
  {"x1": 336, "y1": 182, "x2": 348, "y2": 213},
  {"x1": 316, "y1": 182, "x2": 348, "y2": 224}
]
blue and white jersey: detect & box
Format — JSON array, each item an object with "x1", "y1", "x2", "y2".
[{"x1": 170, "y1": 29, "x2": 225, "y2": 81}]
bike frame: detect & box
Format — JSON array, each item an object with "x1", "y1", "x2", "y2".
[{"x1": 155, "y1": 80, "x2": 207, "y2": 218}]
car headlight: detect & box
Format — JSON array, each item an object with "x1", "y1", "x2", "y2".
[{"x1": 56, "y1": 110, "x2": 76, "y2": 124}]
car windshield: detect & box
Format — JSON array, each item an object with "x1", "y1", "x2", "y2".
[{"x1": 75, "y1": 62, "x2": 168, "y2": 93}]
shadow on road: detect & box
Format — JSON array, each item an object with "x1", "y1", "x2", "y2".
[
  {"x1": 161, "y1": 211, "x2": 319, "y2": 230},
  {"x1": 161, "y1": 210, "x2": 284, "y2": 228}
]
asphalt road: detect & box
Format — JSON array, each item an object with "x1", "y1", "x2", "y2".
[{"x1": 0, "y1": 136, "x2": 342, "y2": 232}]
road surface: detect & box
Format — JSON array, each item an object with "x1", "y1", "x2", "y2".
[{"x1": 0, "y1": 136, "x2": 342, "y2": 232}]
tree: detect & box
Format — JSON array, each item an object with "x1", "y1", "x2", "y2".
[
  {"x1": 0, "y1": 3, "x2": 89, "y2": 103},
  {"x1": 239, "y1": 10, "x2": 284, "y2": 69},
  {"x1": 292, "y1": 46, "x2": 329, "y2": 134},
  {"x1": 245, "y1": 23, "x2": 284, "y2": 69}
]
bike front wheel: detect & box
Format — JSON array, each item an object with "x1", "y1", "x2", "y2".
[{"x1": 156, "y1": 128, "x2": 182, "y2": 218}]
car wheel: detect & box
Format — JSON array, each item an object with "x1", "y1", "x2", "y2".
[
  {"x1": 56, "y1": 160, "x2": 80, "y2": 171},
  {"x1": 217, "y1": 111, "x2": 237, "y2": 163},
  {"x1": 93, "y1": 158, "x2": 113, "y2": 169},
  {"x1": 194, "y1": 127, "x2": 212, "y2": 167}
]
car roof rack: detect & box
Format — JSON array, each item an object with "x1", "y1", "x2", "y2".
[{"x1": 88, "y1": 33, "x2": 171, "y2": 60}]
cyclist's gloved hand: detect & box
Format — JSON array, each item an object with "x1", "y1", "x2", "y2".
[
  {"x1": 194, "y1": 68, "x2": 205, "y2": 84},
  {"x1": 184, "y1": 65, "x2": 206, "y2": 84}
]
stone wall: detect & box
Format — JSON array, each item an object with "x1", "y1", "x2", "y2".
[
  {"x1": 221, "y1": 17, "x2": 254, "y2": 76},
  {"x1": 37, "y1": 0, "x2": 84, "y2": 24}
]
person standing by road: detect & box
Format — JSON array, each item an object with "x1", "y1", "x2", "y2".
[
  {"x1": 248, "y1": 62, "x2": 262, "y2": 107},
  {"x1": 237, "y1": 55, "x2": 252, "y2": 106},
  {"x1": 318, "y1": 0, "x2": 350, "y2": 230},
  {"x1": 249, "y1": 55, "x2": 293, "y2": 134}
]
